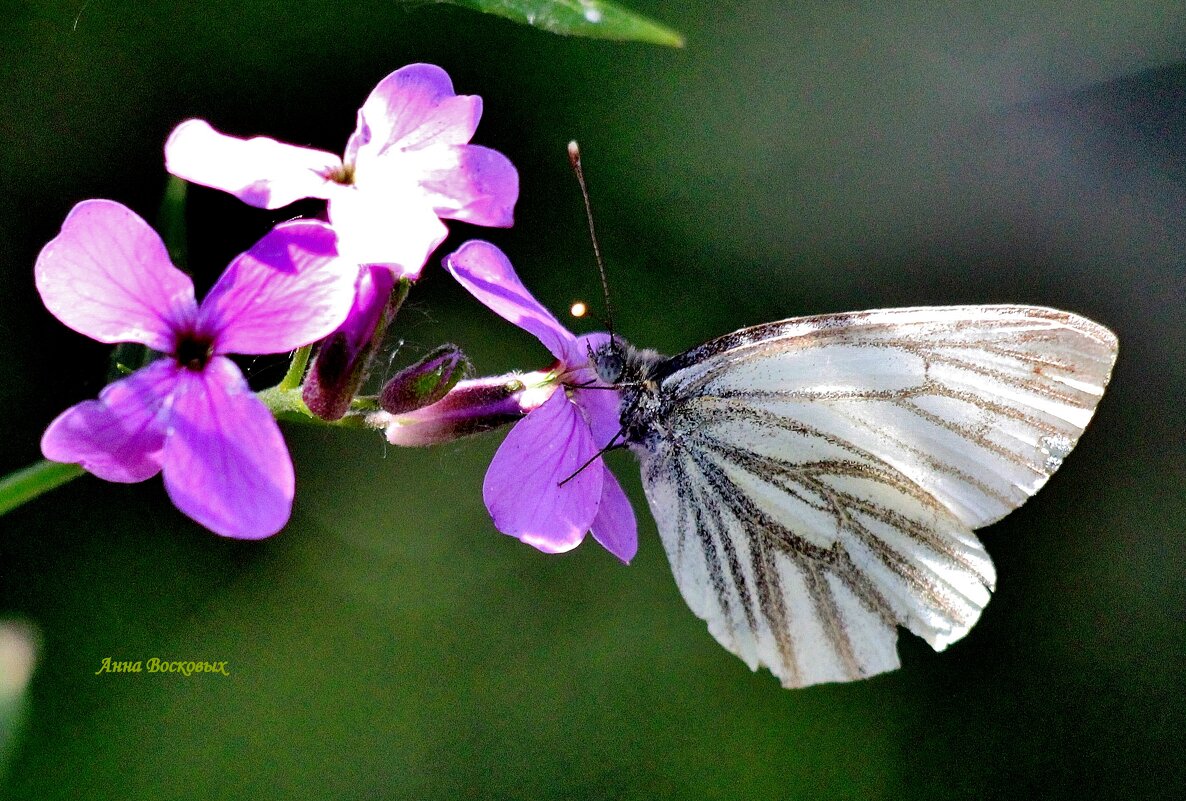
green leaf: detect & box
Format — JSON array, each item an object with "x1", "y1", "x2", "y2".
[{"x1": 437, "y1": 0, "x2": 684, "y2": 47}]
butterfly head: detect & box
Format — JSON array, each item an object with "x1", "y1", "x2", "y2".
[
  {"x1": 590, "y1": 336, "x2": 663, "y2": 387},
  {"x1": 591, "y1": 337, "x2": 628, "y2": 384}
]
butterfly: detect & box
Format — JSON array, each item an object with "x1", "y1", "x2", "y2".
[{"x1": 591, "y1": 305, "x2": 1118, "y2": 688}]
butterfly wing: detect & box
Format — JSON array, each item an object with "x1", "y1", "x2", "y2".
[{"x1": 635, "y1": 305, "x2": 1117, "y2": 688}]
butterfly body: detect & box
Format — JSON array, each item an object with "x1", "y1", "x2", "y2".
[
  {"x1": 596, "y1": 347, "x2": 667, "y2": 448},
  {"x1": 594, "y1": 305, "x2": 1117, "y2": 688}
]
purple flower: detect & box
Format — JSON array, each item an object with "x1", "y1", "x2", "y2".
[
  {"x1": 443, "y1": 240, "x2": 637, "y2": 563},
  {"x1": 36, "y1": 200, "x2": 356, "y2": 538},
  {"x1": 164, "y1": 63, "x2": 518, "y2": 279},
  {"x1": 165, "y1": 63, "x2": 519, "y2": 420}
]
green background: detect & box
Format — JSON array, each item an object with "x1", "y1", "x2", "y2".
[{"x1": 2, "y1": 1, "x2": 1183, "y2": 798}]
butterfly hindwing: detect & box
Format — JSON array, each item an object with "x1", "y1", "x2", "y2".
[{"x1": 631, "y1": 305, "x2": 1117, "y2": 688}]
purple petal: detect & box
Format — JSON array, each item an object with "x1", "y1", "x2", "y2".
[
  {"x1": 421, "y1": 145, "x2": 518, "y2": 227},
  {"x1": 326, "y1": 186, "x2": 447, "y2": 276},
  {"x1": 570, "y1": 332, "x2": 611, "y2": 374},
  {"x1": 197, "y1": 220, "x2": 357, "y2": 355},
  {"x1": 345, "y1": 64, "x2": 481, "y2": 171},
  {"x1": 35, "y1": 200, "x2": 195, "y2": 351},
  {"x1": 571, "y1": 332, "x2": 624, "y2": 447},
  {"x1": 40, "y1": 358, "x2": 177, "y2": 482},
  {"x1": 590, "y1": 468, "x2": 638, "y2": 564},
  {"x1": 161, "y1": 357, "x2": 294, "y2": 539},
  {"x1": 573, "y1": 384, "x2": 624, "y2": 451},
  {"x1": 165, "y1": 119, "x2": 341, "y2": 209},
  {"x1": 444, "y1": 241, "x2": 575, "y2": 362},
  {"x1": 483, "y1": 388, "x2": 603, "y2": 554},
  {"x1": 574, "y1": 331, "x2": 612, "y2": 357}
]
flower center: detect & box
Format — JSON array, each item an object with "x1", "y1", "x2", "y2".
[
  {"x1": 174, "y1": 332, "x2": 215, "y2": 372},
  {"x1": 325, "y1": 163, "x2": 356, "y2": 186}
]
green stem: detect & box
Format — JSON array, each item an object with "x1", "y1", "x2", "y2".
[
  {"x1": 157, "y1": 176, "x2": 188, "y2": 270},
  {"x1": 278, "y1": 345, "x2": 312, "y2": 392},
  {"x1": 0, "y1": 461, "x2": 85, "y2": 517},
  {"x1": 256, "y1": 386, "x2": 373, "y2": 428},
  {"x1": 389, "y1": 277, "x2": 411, "y2": 319}
]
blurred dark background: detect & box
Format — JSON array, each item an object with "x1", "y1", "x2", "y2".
[{"x1": 1, "y1": 1, "x2": 1184, "y2": 798}]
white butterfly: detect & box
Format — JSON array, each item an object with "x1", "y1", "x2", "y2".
[{"x1": 592, "y1": 305, "x2": 1118, "y2": 688}]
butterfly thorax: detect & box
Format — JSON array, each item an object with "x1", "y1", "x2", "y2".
[{"x1": 591, "y1": 338, "x2": 671, "y2": 451}]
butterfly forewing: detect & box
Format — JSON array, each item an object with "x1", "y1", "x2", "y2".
[{"x1": 633, "y1": 305, "x2": 1117, "y2": 688}]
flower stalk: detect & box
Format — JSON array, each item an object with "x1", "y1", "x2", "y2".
[{"x1": 0, "y1": 461, "x2": 85, "y2": 517}]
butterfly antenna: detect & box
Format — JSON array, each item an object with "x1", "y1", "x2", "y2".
[
  {"x1": 558, "y1": 427, "x2": 625, "y2": 487},
  {"x1": 568, "y1": 141, "x2": 619, "y2": 353}
]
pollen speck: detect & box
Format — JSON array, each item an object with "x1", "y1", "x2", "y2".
[{"x1": 570, "y1": 301, "x2": 587, "y2": 318}]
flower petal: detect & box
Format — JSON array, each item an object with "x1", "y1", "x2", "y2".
[
  {"x1": 444, "y1": 241, "x2": 574, "y2": 362},
  {"x1": 40, "y1": 358, "x2": 177, "y2": 482},
  {"x1": 570, "y1": 332, "x2": 624, "y2": 447},
  {"x1": 35, "y1": 200, "x2": 195, "y2": 351},
  {"x1": 573, "y1": 384, "x2": 624, "y2": 451},
  {"x1": 483, "y1": 388, "x2": 603, "y2": 554},
  {"x1": 590, "y1": 467, "x2": 638, "y2": 564},
  {"x1": 161, "y1": 357, "x2": 294, "y2": 539},
  {"x1": 165, "y1": 119, "x2": 341, "y2": 209},
  {"x1": 326, "y1": 186, "x2": 447, "y2": 276},
  {"x1": 574, "y1": 331, "x2": 612, "y2": 356},
  {"x1": 197, "y1": 220, "x2": 357, "y2": 355},
  {"x1": 345, "y1": 64, "x2": 481, "y2": 173},
  {"x1": 420, "y1": 145, "x2": 518, "y2": 227}
]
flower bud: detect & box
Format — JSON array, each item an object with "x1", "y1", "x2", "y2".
[
  {"x1": 372, "y1": 372, "x2": 554, "y2": 447},
  {"x1": 303, "y1": 266, "x2": 399, "y2": 420},
  {"x1": 378, "y1": 344, "x2": 470, "y2": 415}
]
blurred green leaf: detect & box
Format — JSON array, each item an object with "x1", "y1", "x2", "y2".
[{"x1": 435, "y1": 0, "x2": 684, "y2": 46}]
